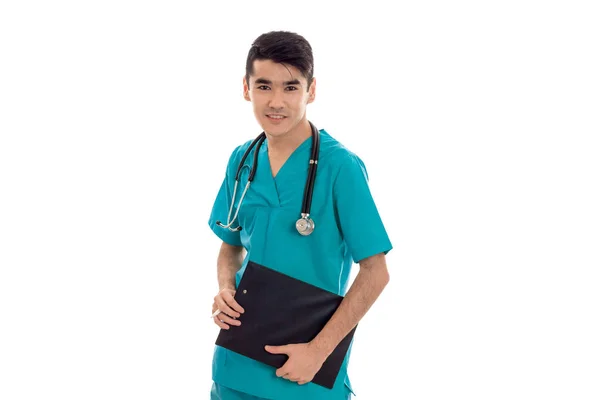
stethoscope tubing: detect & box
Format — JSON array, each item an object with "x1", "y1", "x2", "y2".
[
  {"x1": 217, "y1": 121, "x2": 320, "y2": 233},
  {"x1": 301, "y1": 123, "x2": 320, "y2": 216}
]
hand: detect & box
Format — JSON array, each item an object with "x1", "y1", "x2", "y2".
[
  {"x1": 212, "y1": 288, "x2": 244, "y2": 330},
  {"x1": 264, "y1": 342, "x2": 329, "y2": 385}
]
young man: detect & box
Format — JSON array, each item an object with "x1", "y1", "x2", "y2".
[{"x1": 207, "y1": 31, "x2": 392, "y2": 400}]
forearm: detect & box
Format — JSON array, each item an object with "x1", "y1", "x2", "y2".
[
  {"x1": 217, "y1": 242, "x2": 245, "y2": 291},
  {"x1": 311, "y1": 253, "x2": 390, "y2": 357}
]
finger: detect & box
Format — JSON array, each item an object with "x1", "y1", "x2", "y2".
[
  {"x1": 217, "y1": 313, "x2": 242, "y2": 326},
  {"x1": 280, "y1": 371, "x2": 298, "y2": 382},
  {"x1": 221, "y1": 291, "x2": 245, "y2": 314},
  {"x1": 265, "y1": 345, "x2": 287, "y2": 354},
  {"x1": 215, "y1": 297, "x2": 241, "y2": 319},
  {"x1": 276, "y1": 368, "x2": 288, "y2": 378},
  {"x1": 213, "y1": 316, "x2": 229, "y2": 330}
]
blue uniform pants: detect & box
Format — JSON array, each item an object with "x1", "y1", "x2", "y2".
[
  {"x1": 210, "y1": 382, "x2": 352, "y2": 399},
  {"x1": 210, "y1": 382, "x2": 269, "y2": 399}
]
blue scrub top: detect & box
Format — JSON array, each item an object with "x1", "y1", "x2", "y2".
[{"x1": 208, "y1": 128, "x2": 393, "y2": 400}]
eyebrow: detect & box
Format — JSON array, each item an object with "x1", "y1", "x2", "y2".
[{"x1": 254, "y1": 78, "x2": 302, "y2": 86}]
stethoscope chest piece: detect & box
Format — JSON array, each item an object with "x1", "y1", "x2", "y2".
[{"x1": 296, "y1": 214, "x2": 315, "y2": 236}]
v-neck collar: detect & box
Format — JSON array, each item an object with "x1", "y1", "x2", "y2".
[
  {"x1": 255, "y1": 132, "x2": 315, "y2": 207},
  {"x1": 261, "y1": 134, "x2": 313, "y2": 181}
]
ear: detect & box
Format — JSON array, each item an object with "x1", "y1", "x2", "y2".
[
  {"x1": 307, "y1": 77, "x2": 316, "y2": 104},
  {"x1": 243, "y1": 76, "x2": 251, "y2": 102}
]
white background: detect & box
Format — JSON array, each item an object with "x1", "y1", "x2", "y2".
[{"x1": 1, "y1": 1, "x2": 599, "y2": 399}]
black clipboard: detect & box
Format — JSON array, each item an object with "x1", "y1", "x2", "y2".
[{"x1": 215, "y1": 261, "x2": 357, "y2": 389}]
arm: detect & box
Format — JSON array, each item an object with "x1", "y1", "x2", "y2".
[
  {"x1": 216, "y1": 241, "x2": 246, "y2": 291},
  {"x1": 264, "y1": 252, "x2": 390, "y2": 384},
  {"x1": 309, "y1": 155, "x2": 392, "y2": 356},
  {"x1": 310, "y1": 253, "x2": 390, "y2": 357},
  {"x1": 212, "y1": 241, "x2": 246, "y2": 329}
]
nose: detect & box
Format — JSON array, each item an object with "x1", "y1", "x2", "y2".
[{"x1": 268, "y1": 88, "x2": 285, "y2": 109}]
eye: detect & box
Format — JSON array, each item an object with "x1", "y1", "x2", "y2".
[
  {"x1": 285, "y1": 86, "x2": 299, "y2": 91},
  {"x1": 257, "y1": 85, "x2": 270, "y2": 90}
]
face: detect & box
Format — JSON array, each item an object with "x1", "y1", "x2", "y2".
[{"x1": 243, "y1": 59, "x2": 316, "y2": 138}]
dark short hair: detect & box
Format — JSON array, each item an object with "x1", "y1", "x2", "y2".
[{"x1": 245, "y1": 31, "x2": 314, "y2": 92}]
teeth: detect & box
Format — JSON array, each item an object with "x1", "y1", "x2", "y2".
[{"x1": 268, "y1": 115, "x2": 285, "y2": 119}]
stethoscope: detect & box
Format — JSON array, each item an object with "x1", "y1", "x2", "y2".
[{"x1": 216, "y1": 121, "x2": 320, "y2": 236}]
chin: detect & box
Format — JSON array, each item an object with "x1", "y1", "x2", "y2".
[{"x1": 260, "y1": 117, "x2": 292, "y2": 136}]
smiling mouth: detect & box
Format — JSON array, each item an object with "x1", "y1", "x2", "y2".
[{"x1": 266, "y1": 114, "x2": 286, "y2": 120}]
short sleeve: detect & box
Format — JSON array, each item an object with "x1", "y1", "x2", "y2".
[
  {"x1": 333, "y1": 153, "x2": 393, "y2": 263},
  {"x1": 207, "y1": 148, "x2": 243, "y2": 247}
]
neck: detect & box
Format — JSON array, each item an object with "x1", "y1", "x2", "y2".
[{"x1": 265, "y1": 119, "x2": 312, "y2": 154}]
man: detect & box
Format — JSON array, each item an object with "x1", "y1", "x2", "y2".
[{"x1": 208, "y1": 31, "x2": 392, "y2": 400}]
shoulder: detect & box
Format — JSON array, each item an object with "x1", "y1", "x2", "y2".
[
  {"x1": 223, "y1": 137, "x2": 259, "y2": 172},
  {"x1": 230, "y1": 137, "x2": 256, "y2": 161},
  {"x1": 319, "y1": 129, "x2": 369, "y2": 181}
]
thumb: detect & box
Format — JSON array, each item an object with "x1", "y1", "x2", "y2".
[{"x1": 265, "y1": 345, "x2": 288, "y2": 354}]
